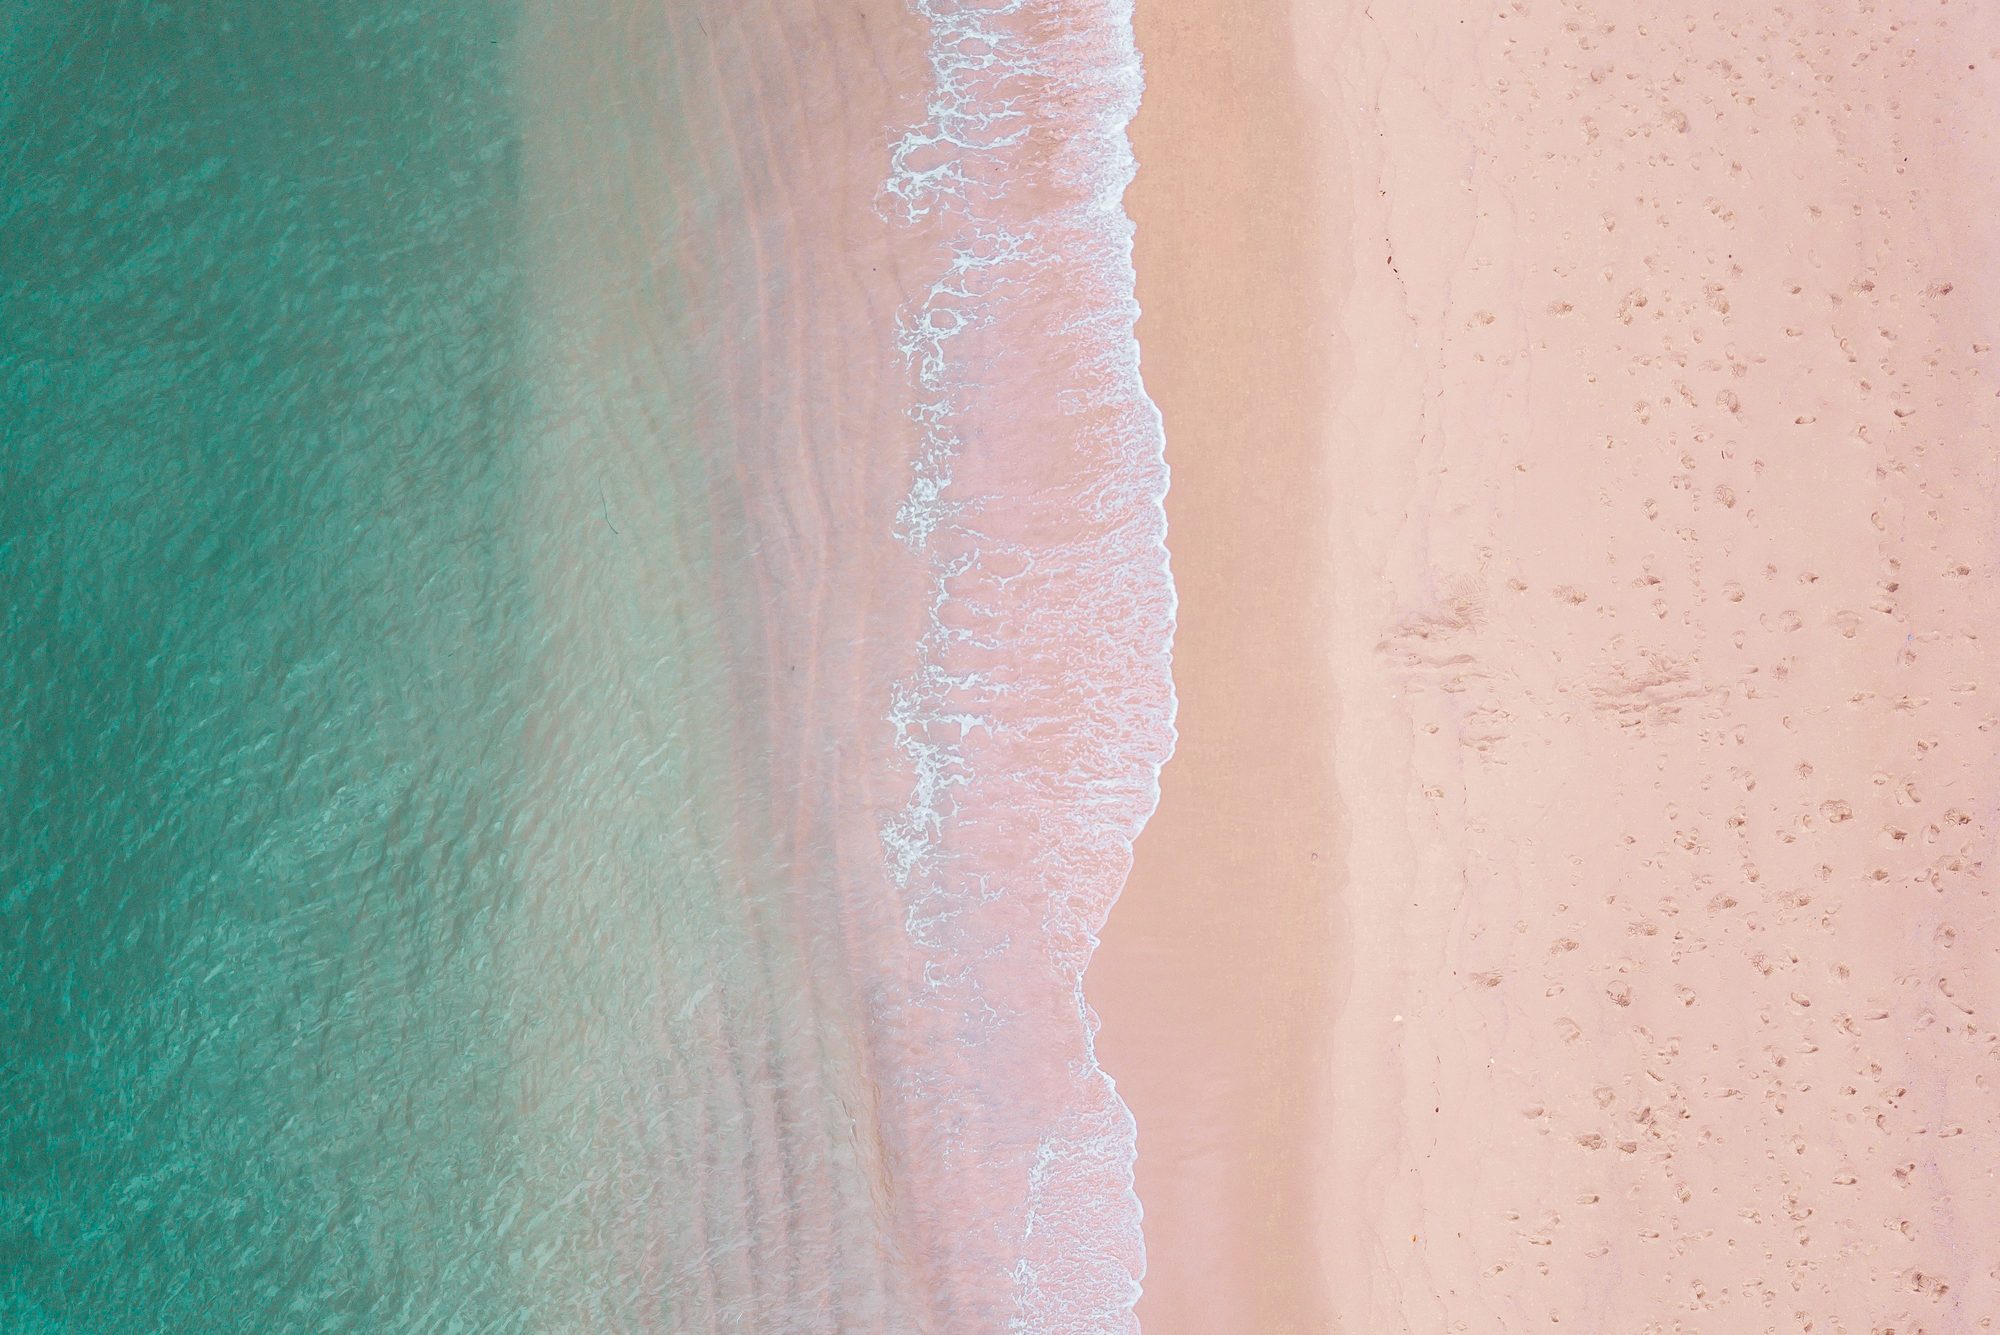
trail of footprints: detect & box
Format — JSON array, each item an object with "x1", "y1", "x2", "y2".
[{"x1": 1371, "y1": 0, "x2": 1999, "y2": 1327}]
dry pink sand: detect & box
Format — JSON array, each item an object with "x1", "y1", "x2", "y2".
[{"x1": 1101, "y1": 0, "x2": 2000, "y2": 1328}]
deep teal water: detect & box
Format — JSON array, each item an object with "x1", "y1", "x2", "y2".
[{"x1": 0, "y1": 8, "x2": 603, "y2": 1329}]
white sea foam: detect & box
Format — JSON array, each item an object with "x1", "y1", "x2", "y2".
[{"x1": 884, "y1": 0, "x2": 1174, "y2": 1329}]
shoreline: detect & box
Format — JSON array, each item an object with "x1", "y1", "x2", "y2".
[{"x1": 1091, "y1": 0, "x2": 1343, "y2": 1329}]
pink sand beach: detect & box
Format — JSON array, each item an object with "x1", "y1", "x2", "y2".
[{"x1": 1099, "y1": 0, "x2": 2000, "y2": 1328}]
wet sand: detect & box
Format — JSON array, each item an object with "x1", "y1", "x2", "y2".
[
  {"x1": 1090, "y1": 1, "x2": 1343, "y2": 1329},
  {"x1": 1101, "y1": 0, "x2": 2000, "y2": 1328}
]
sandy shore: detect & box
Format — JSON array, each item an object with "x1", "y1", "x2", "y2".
[
  {"x1": 1090, "y1": 1, "x2": 1343, "y2": 1329},
  {"x1": 1101, "y1": 0, "x2": 2000, "y2": 1328}
]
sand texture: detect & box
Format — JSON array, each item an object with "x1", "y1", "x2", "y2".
[
  {"x1": 1093, "y1": 0, "x2": 1343, "y2": 1328},
  {"x1": 1105, "y1": 0, "x2": 2000, "y2": 1329}
]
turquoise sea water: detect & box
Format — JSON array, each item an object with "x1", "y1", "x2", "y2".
[{"x1": 2, "y1": 8, "x2": 683, "y2": 1328}]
